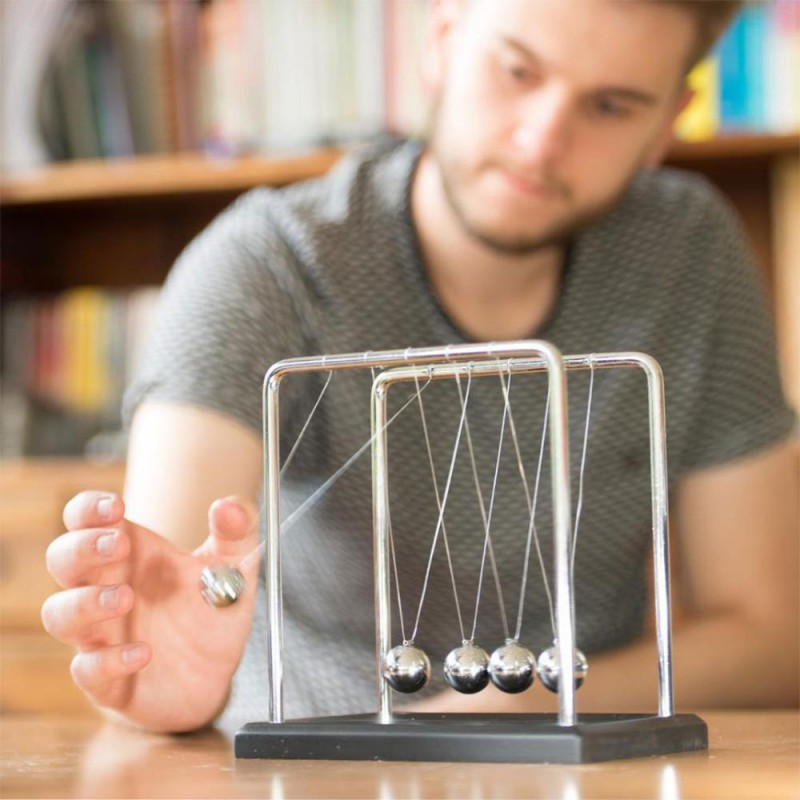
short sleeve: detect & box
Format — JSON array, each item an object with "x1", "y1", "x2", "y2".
[
  {"x1": 679, "y1": 189, "x2": 797, "y2": 472},
  {"x1": 122, "y1": 189, "x2": 316, "y2": 437}
]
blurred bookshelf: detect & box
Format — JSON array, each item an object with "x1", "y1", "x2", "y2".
[
  {"x1": 668, "y1": 132, "x2": 800, "y2": 162},
  {"x1": 0, "y1": 148, "x2": 343, "y2": 206},
  {"x1": 0, "y1": 0, "x2": 798, "y2": 465}
]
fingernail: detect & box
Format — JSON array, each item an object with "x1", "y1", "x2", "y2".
[
  {"x1": 97, "y1": 496, "x2": 115, "y2": 520},
  {"x1": 122, "y1": 644, "x2": 144, "y2": 665},
  {"x1": 209, "y1": 498, "x2": 246, "y2": 526},
  {"x1": 99, "y1": 586, "x2": 121, "y2": 611},
  {"x1": 96, "y1": 532, "x2": 116, "y2": 557}
]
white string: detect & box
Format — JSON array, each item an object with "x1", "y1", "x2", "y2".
[
  {"x1": 497, "y1": 370, "x2": 556, "y2": 639},
  {"x1": 280, "y1": 370, "x2": 333, "y2": 476},
  {"x1": 387, "y1": 511, "x2": 408, "y2": 643},
  {"x1": 571, "y1": 362, "x2": 595, "y2": 577},
  {"x1": 234, "y1": 356, "x2": 597, "y2": 653},
  {"x1": 409, "y1": 371, "x2": 473, "y2": 643},
  {"x1": 455, "y1": 370, "x2": 511, "y2": 642},
  {"x1": 514, "y1": 383, "x2": 552, "y2": 640},
  {"x1": 457, "y1": 370, "x2": 508, "y2": 641},
  {"x1": 509, "y1": 362, "x2": 597, "y2": 642},
  {"x1": 235, "y1": 368, "x2": 338, "y2": 570},
  {"x1": 239, "y1": 378, "x2": 432, "y2": 572}
]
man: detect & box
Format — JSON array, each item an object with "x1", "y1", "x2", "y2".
[{"x1": 42, "y1": 0, "x2": 798, "y2": 734}]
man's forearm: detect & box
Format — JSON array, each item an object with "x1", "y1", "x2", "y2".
[
  {"x1": 576, "y1": 611, "x2": 797, "y2": 712},
  {"x1": 418, "y1": 611, "x2": 799, "y2": 714}
]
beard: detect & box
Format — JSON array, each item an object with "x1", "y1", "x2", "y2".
[{"x1": 429, "y1": 121, "x2": 635, "y2": 256}]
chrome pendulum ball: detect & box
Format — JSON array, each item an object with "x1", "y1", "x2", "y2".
[
  {"x1": 536, "y1": 643, "x2": 589, "y2": 693},
  {"x1": 382, "y1": 642, "x2": 432, "y2": 693},
  {"x1": 200, "y1": 564, "x2": 246, "y2": 608},
  {"x1": 444, "y1": 640, "x2": 490, "y2": 694},
  {"x1": 488, "y1": 639, "x2": 537, "y2": 693}
]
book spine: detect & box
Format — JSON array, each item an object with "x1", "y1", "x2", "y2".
[
  {"x1": 744, "y1": 2, "x2": 768, "y2": 131},
  {"x1": 766, "y1": 0, "x2": 800, "y2": 132},
  {"x1": 675, "y1": 57, "x2": 720, "y2": 141},
  {"x1": 718, "y1": 9, "x2": 749, "y2": 131}
]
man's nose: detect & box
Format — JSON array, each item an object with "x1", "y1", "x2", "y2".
[{"x1": 511, "y1": 85, "x2": 573, "y2": 168}]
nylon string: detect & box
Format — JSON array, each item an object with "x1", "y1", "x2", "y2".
[
  {"x1": 408, "y1": 371, "x2": 473, "y2": 643},
  {"x1": 498, "y1": 370, "x2": 556, "y2": 639},
  {"x1": 454, "y1": 370, "x2": 512, "y2": 643},
  {"x1": 239, "y1": 375, "x2": 433, "y2": 573}
]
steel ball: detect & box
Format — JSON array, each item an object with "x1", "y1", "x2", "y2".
[
  {"x1": 488, "y1": 640, "x2": 537, "y2": 693},
  {"x1": 536, "y1": 644, "x2": 588, "y2": 693},
  {"x1": 382, "y1": 643, "x2": 431, "y2": 693},
  {"x1": 200, "y1": 564, "x2": 246, "y2": 608},
  {"x1": 443, "y1": 641, "x2": 490, "y2": 694}
]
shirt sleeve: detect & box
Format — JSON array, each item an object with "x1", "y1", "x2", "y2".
[
  {"x1": 679, "y1": 186, "x2": 797, "y2": 472},
  {"x1": 121, "y1": 188, "x2": 316, "y2": 437}
]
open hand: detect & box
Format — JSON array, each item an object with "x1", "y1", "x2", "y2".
[{"x1": 42, "y1": 491, "x2": 261, "y2": 732}]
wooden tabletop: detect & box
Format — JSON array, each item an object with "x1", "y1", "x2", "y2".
[{"x1": 1, "y1": 710, "x2": 798, "y2": 799}]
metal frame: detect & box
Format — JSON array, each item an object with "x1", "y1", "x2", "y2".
[
  {"x1": 260, "y1": 341, "x2": 674, "y2": 729},
  {"x1": 263, "y1": 341, "x2": 569, "y2": 723},
  {"x1": 372, "y1": 351, "x2": 674, "y2": 724}
]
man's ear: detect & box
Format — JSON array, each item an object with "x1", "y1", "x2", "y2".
[
  {"x1": 643, "y1": 87, "x2": 695, "y2": 167},
  {"x1": 420, "y1": 0, "x2": 467, "y2": 98}
]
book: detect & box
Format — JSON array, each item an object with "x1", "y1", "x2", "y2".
[
  {"x1": 51, "y1": 4, "x2": 104, "y2": 160},
  {"x1": 675, "y1": 58, "x2": 720, "y2": 141},
  {"x1": 766, "y1": 0, "x2": 800, "y2": 132},
  {"x1": 106, "y1": 0, "x2": 171, "y2": 155},
  {"x1": 0, "y1": 0, "x2": 69, "y2": 171}
]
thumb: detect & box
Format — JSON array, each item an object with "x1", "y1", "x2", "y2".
[{"x1": 205, "y1": 496, "x2": 260, "y2": 567}]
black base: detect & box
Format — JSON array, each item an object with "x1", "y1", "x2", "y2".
[{"x1": 235, "y1": 712, "x2": 707, "y2": 764}]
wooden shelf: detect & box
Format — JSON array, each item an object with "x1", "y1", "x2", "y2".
[
  {"x1": 1, "y1": 133, "x2": 797, "y2": 208},
  {"x1": 667, "y1": 131, "x2": 799, "y2": 163},
  {"x1": 0, "y1": 148, "x2": 343, "y2": 207}
]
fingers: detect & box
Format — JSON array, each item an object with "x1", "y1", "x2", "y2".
[
  {"x1": 46, "y1": 528, "x2": 130, "y2": 589},
  {"x1": 205, "y1": 496, "x2": 260, "y2": 564},
  {"x1": 70, "y1": 641, "x2": 152, "y2": 707},
  {"x1": 63, "y1": 491, "x2": 125, "y2": 532},
  {"x1": 41, "y1": 584, "x2": 134, "y2": 647}
]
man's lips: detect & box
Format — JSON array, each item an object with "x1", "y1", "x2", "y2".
[{"x1": 492, "y1": 167, "x2": 564, "y2": 199}]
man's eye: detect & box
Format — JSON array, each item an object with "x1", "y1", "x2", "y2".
[
  {"x1": 592, "y1": 97, "x2": 630, "y2": 117},
  {"x1": 508, "y1": 63, "x2": 533, "y2": 82}
]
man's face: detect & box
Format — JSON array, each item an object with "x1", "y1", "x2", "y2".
[{"x1": 425, "y1": 0, "x2": 695, "y2": 254}]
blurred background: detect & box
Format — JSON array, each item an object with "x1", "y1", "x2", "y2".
[{"x1": 0, "y1": 0, "x2": 797, "y2": 716}]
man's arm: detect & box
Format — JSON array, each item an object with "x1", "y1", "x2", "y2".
[
  {"x1": 422, "y1": 436, "x2": 799, "y2": 713},
  {"x1": 667, "y1": 435, "x2": 799, "y2": 708},
  {"x1": 124, "y1": 401, "x2": 262, "y2": 550}
]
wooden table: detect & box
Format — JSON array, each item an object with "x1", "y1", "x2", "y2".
[{"x1": 1, "y1": 711, "x2": 798, "y2": 799}]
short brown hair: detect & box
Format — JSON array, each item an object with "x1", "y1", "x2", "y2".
[{"x1": 656, "y1": 1, "x2": 745, "y2": 69}]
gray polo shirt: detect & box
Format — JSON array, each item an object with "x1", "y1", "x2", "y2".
[{"x1": 123, "y1": 137, "x2": 795, "y2": 729}]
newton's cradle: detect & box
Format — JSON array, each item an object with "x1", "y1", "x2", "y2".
[{"x1": 221, "y1": 341, "x2": 708, "y2": 763}]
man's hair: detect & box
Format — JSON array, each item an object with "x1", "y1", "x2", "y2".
[{"x1": 655, "y1": 1, "x2": 745, "y2": 69}]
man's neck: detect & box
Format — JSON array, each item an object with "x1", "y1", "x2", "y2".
[{"x1": 410, "y1": 151, "x2": 566, "y2": 342}]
